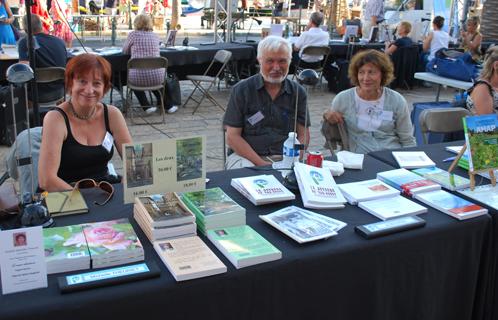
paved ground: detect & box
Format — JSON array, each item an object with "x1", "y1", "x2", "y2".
[{"x1": 0, "y1": 12, "x2": 459, "y2": 180}]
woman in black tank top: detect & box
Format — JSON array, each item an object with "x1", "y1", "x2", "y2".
[{"x1": 38, "y1": 54, "x2": 132, "y2": 192}]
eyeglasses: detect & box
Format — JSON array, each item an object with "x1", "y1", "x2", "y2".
[{"x1": 69, "y1": 178, "x2": 114, "y2": 206}]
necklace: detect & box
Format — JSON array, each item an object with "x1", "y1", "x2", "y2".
[{"x1": 68, "y1": 100, "x2": 96, "y2": 121}]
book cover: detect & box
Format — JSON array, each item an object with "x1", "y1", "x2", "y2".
[
  {"x1": 231, "y1": 174, "x2": 295, "y2": 205},
  {"x1": 414, "y1": 190, "x2": 487, "y2": 220},
  {"x1": 358, "y1": 195, "x2": 427, "y2": 220},
  {"x1": 392, "y1": 151, "x2": 436, "y2": 169},
  {"x1": 412, "y1": 167, "x2": 470, "y2": 191},
  {"x1": 377, "y1": 168, "x2": 440, "y2": 196},
  {"x1": 180, "y1": 187, "x2": 245, "y2": 221},
  {"x1": 463, "y1": 114, "x2": 498, "y2": 172},
  {"x1": 338, "y1": 179, "x2": 399, "y2": 204},
  {"x1": 153, "y1": 236, "x2": 227, "y2": 281},
  {"x1": 458, "y1": 184, "x2": 498, "y2": 210},
  {"x1": 43, "y1": 225, "x2": 90, "y2": 273},
  {"x1": 259, "y1": 206, "x2": 347, "y2": 243},
  {"x1": 136, "y1": 193, "x2": 195, "y2": 227},
  {"x1": 44, "y1": 190, "x2": 88, "y2": 216},
  {"x1": 207, "y1": 225, "x2": 282, "y2": 269}
]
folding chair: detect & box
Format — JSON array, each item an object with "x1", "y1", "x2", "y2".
[
  {"x1": 35, "y1": 67, "x2": 66, "y2": 118},
  {"x1": 293, "y1": 46, "x2": 331, "y2": 85},
  {"x1": 125, "y1": 57, "x2": 168, "y2": 125},
  {"x1": 182, "y1": 50, "x2": 232, "y2": 115},
  {"x1": 390, "y1": 45, "x2": 419, "y2": 90},
  {"x1": 419, "y1": 107, "x2": 471, "y2": 144}
]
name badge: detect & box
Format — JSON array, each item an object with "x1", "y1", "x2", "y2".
[
  {"x1": 247, "y1": 111, "x2": 264, "y2": 126},
  {"x1": 102, "y1": 132, "x2": 114, "y2": 153},
  {"x1": 380, "y1": 110, "x2": 393, "y2": 121}
]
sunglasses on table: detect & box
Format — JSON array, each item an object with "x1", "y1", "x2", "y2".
[{"x1": 67, "y1": 178, "x2": 115, "y2": 206}]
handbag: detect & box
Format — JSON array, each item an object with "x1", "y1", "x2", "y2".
[
  {"x1": 426, "y1": 52, "x2": 478, "y2": 82},
  {"x1": 164, "y1": 73, "x2": 182, "y2": 107},
  {"x1": 0, "y1": 182, "x2": 20, "y2": 219}
]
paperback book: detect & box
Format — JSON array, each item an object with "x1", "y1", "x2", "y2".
[
  {"x1": 134, "y1": 193, "x2": 195, "y2": 227},
  {"x1": 463, "y1": 114, "x2": 498, "y2": 172},
  {"x1": 392, "y1": 151, "x2": 436, "y2": 169},
  {"x1": 458, "y1": 184, "x2": 498, "y2": 210},
  {"x1": 414, "y1": 190, "x2": 487, "y2": 220},
  {"x1": 377, "y1": 168, "x2": 441, "y2": 196},
  {"x1": 358, "y1": 195, "x2": 427, "y2": 220},
  {"x1": 338, "y1": 179, "x2": 399, "y2": 205},
  {"x1": 231, "y1": 174, "x2": 295, "y2": 205},
  {"x1": 294, "y1": 162, "x2": 347, "y2": 209},
  {"x1": 411, "y1": 167, "x2": 470, "y2": 191},
  {"x1": 153, "y1": 236, "x2": 227, "y2": 281},
  {"x1": 259, "y1": 206, "x2": 347, "y2": 243},
  {"x1": 44, "y1": 190, "x2": 88, "y2": 216},
  {"x1": 133, "y1": 208, "x2": 196, "y2": 242},
  {"x1": 207, "y1": 225, "x2": 282, "y2": 269}
]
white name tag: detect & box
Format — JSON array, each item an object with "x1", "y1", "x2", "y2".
[
  {"x1": 247, "y1": 111, "x2": 264, "y2": 126},
  {"x1": 102, "y1": 132, "x2": 114, "y2": 153},
  {"x1": 380, "y1": 110, "x2": 393, "y2": 121}
]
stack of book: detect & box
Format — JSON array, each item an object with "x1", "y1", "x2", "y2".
[
  {"x1": 338, "y1": 179, "x2": 400, "y2": 205},
  {"x1": 377, "y1": 168, "x2": 441, "y2": 196},
  {"x1": 207, "y1": 225, "x2": 282, "y2": 269},
  {"x1": 414, "y1": 190, "x2": 487, "y2": 220},
  {"x1": 231, "y1": 174, "x2": 295, "y2": 205},
  {"x1": 133, "y1": 193, "x2": 196, "y2": 241},
  {"x1": 43, "y1": 225, "x2": 91, "y2": 274},
  {"x1": 180, "y1": 187, "x2": 246, "y2": 234},
  {"x1": 392, "y1": 151, "x2": 436, "y2": 169},
  {"x1": 153, "y1": 236, "x2": 227, "y2": 281},
  {"x1": 411, "y1": 167, "x2": 470, "y2": 191},
  {"x1": 294, "y1": 162, "x2": 347, "y2": 209},
  {"x1": 82, "y1": 218, "x2": 144, "y2": 269},
  {"x1": 259, "y1": 206, "x2": 347, "y2": 243}
]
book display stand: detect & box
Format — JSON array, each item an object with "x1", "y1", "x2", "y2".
[{"x1": 448, "y1": 144, "x2": 497, "y2": 190}]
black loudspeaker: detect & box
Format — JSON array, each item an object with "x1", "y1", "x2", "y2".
[{"x1": 0, "y1": 85, "x2": 28, "y2": 146}]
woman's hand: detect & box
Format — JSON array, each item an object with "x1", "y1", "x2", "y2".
[{"x1": 323, "y1": 111, "x2": 344, "y2": 124}]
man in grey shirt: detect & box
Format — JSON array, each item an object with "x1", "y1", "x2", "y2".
[
  {"x1": 223, "y1": 36, "x2": 310, "y2": 169},
  {"x1": 362, "y1": 0, "x2": 384, "y2": 39}
]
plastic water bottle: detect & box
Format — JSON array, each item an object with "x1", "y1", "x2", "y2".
[{"x1": 282, "y1": 132, "x2": 300, "y2": 168}]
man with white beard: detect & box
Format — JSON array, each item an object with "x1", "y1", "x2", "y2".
[{"x1": 223, "y1": 36, "x2": 310, "y2": 169}]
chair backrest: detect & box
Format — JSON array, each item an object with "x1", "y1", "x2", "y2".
[
  {"x1": 127, "y1": 57, "x2": 169, "y2": 84},
  {"x1": 301, "y1": 45, "x2": 331, "y2": 58},
  {"x1": 321, "y1": 119, "x2": 349, "y2": 152},
  {"x1": 203, "y1": 50, "x2": 233, "y2": 78},
  {"x1": 390, "y1": 45, "x2": 419, "y2": 89},
  {"x1": 419, "y1": 107, "x2": 471, "y2": 144},
  {"x1": 35, "y1": 67, "x2": 66, "y2": 83}
]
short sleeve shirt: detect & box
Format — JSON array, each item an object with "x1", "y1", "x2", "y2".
[
  {"x1": 394, "y1": 36, "x2": 413, "y2": 48},
  {"x1": 223, "y1": 74, "x2": 310, "y2": 156}
]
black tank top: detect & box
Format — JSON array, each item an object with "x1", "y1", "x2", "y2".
[{"x1": 53, "y1": 104, "x2": 114, "y2": 184}]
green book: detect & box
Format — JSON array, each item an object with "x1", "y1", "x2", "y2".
[
  {"x1": 463, "y1": 114, "x2": 498, "y2": 172},
  {"x1": 207, "y1": 225, "x2": 281, "y2": 269},
  {"x1": 45, "y1": 190, "x2": 88, "y2": 216},
  {"x1": 412, "y1": 167, "x2": 470, "y2": 191}
]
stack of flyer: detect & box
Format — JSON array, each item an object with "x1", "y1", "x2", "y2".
[
  {"x1": 43, "y1": 225, "x2": 91, "y2": 274},
  {"x1": 377, "y1": 168, "x2": 441, "y2": 196},
  {"x1": 392, "y1": 151, "x2": 436, "y2": 169},
  {"x1": 338, "y1": 179, "x2": 400, "y2": 205},
  {"x1": 133, "y1": 193, "x2": 196, "y2": 241},
  {"x1": 153, "y1": 236, "x2": 227, "y2": 281},
  {"x1": 207, "y1": 225, "x2": 281, "y2": 269},
  {"x1": 294, "y1": 162, "x2": 347, "y2": 209},
  {"x1": 414, "y1": 190, "x2": 487, "y2": 220},
  {"x1": 358, "y1": 195, "x2": 428, "y2": 220},
  {"x1": 259, "y1": 206, "x2": 347, "y2": 243},
  {"x1": 411, "y1": 167, "x2": 470, "y2": 191},
  {"x1": 82, "y1": 219, "x2": 144, "y2": 269},
  {"x1": 231, "y1": 174, "x2": 295, "y2": 205},
  {"x1": 180, "y1": 187, "x2": 246, "y2": 234}
]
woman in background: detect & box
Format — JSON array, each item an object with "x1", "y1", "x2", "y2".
[
  {"x1": 122, "y1": 14, "x2": 178, "y2": 114},
  {"x1": 422, "y1": 15, "x2": 449, "y2": 64},
  {"x1": 0, "y1": 0, "x2": 16, "y2": 45},
  {"x1": 460, "y1": 16, "x2": 482, "y2": 62},
  {"x1": 50, "y1": 0, "x2": 73, "y2": 47},
  {"x1": 466, "y1": 49, "x2": 498, "y2": 114}
]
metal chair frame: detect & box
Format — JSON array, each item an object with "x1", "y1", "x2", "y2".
[
  {"x1": 35, "y1": 67, "x2": 66, "y2": 115},
  {"x1": 182, "y1": 50, "x2": 232, "y2": 115},
  {"x1": 125, "y1": 57, "x2": 168, "y2": 125},
  {"x1": 419, "y1": 107, "x2": 471, "y2": 144},
  {"x1": 292, "y1": 45, "x2": 331, "y2": 85}
]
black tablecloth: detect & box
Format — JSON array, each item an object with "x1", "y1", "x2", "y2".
[
  {"x1": 0, "y1": 155, "x2": 492, "y2": 320},
  {"x1": 369, "y1": 141, "x2": 498, "y2": 320}
]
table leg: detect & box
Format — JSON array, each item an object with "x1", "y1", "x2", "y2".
[{"x1": 436, "y1": 84, "x2": 441, "y2": 102}]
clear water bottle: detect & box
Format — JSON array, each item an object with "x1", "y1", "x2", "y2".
[{"x1": 282, "y1": 132, "x2": 300, "y2": 168}]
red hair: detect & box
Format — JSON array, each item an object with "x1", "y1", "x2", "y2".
[{"x1": 65, "y1": 54, "x2": 112, "y2": 94}]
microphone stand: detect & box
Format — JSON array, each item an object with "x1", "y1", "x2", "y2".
[{"x1": 245, "y1": 17, "x2": 262, "y2": 43}]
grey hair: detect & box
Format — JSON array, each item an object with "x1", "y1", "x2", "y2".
[
  {"x1": 23, "y1": 14, "x2": 43, "y2": 33},
  {"x1": 480, "y1": 50, "x2": 498, "y2": 81},
  {"x1": 310, "y1": 12, "x2": 324, "y2": 26},
  {"x1": 257, "y1": 36, "x2": 292, "y2": 61}
]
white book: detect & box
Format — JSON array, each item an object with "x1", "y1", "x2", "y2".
[
  {"x1": 259, "y1": 206, "x2": 347, "y2": 243},
  {"x1": 445, "y1": 146, "x2": 463, "y2": 154},
  {"x1": 392, "y1": 151, "x2": 436, "y2": 169},
  {"x1": 231, "y1": 174, "x2": 295, "y2": 205},
  {"x1": 294, "y1": 162, "x2": 346, "y2": 209},
  {"x1": 458, "y1": 184, "x2": 498, "y2": 211},
  {"x1": 207, "y1": 225, "x2": 282, "y2": 269},
  {"x1": 358, "y1": 195, "x2": 427, "y2": 220},
  {"x1": 414, "y1": 190, "x2": 487, "y2": 220},
  {"x1": 153, "y1": 236, "x2": 227, "y2": 281},
  {"x1": 338, "y1": 179, "x2": 400, "y2": 205}
]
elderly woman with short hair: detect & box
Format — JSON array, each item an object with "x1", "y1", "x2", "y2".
[
  {"x1": 323, "y1": 49, "x2": 416, "y2": 153},
  {"x1": 466, "y1": 49, "x2": 498, "y2": 114}
]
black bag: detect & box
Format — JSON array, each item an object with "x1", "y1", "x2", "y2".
[
  {"x1": 0, "y1": 85, "x2": 28, "y2": 146},
  {"x1": 164, "y1": 73, "x2": 182, "y2": 107},
  {"x1": 324, "y1": 59, "x2": 351, "y2": 93}
]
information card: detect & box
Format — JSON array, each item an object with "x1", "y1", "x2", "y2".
[{"x1": 0, "y1": 226, "x2": 48, "y2": 295}]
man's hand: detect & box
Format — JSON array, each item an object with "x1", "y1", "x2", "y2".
[{"x1": 323, "y1": 111, "x2": 344, "y2": 124}]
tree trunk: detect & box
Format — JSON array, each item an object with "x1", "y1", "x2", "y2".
[
  {"x1": 481, "y1": 0, "x2": 498, "y2": 42},
  {"x1": 171, "y1": 0, "x2": 181, "y2": 29}
]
